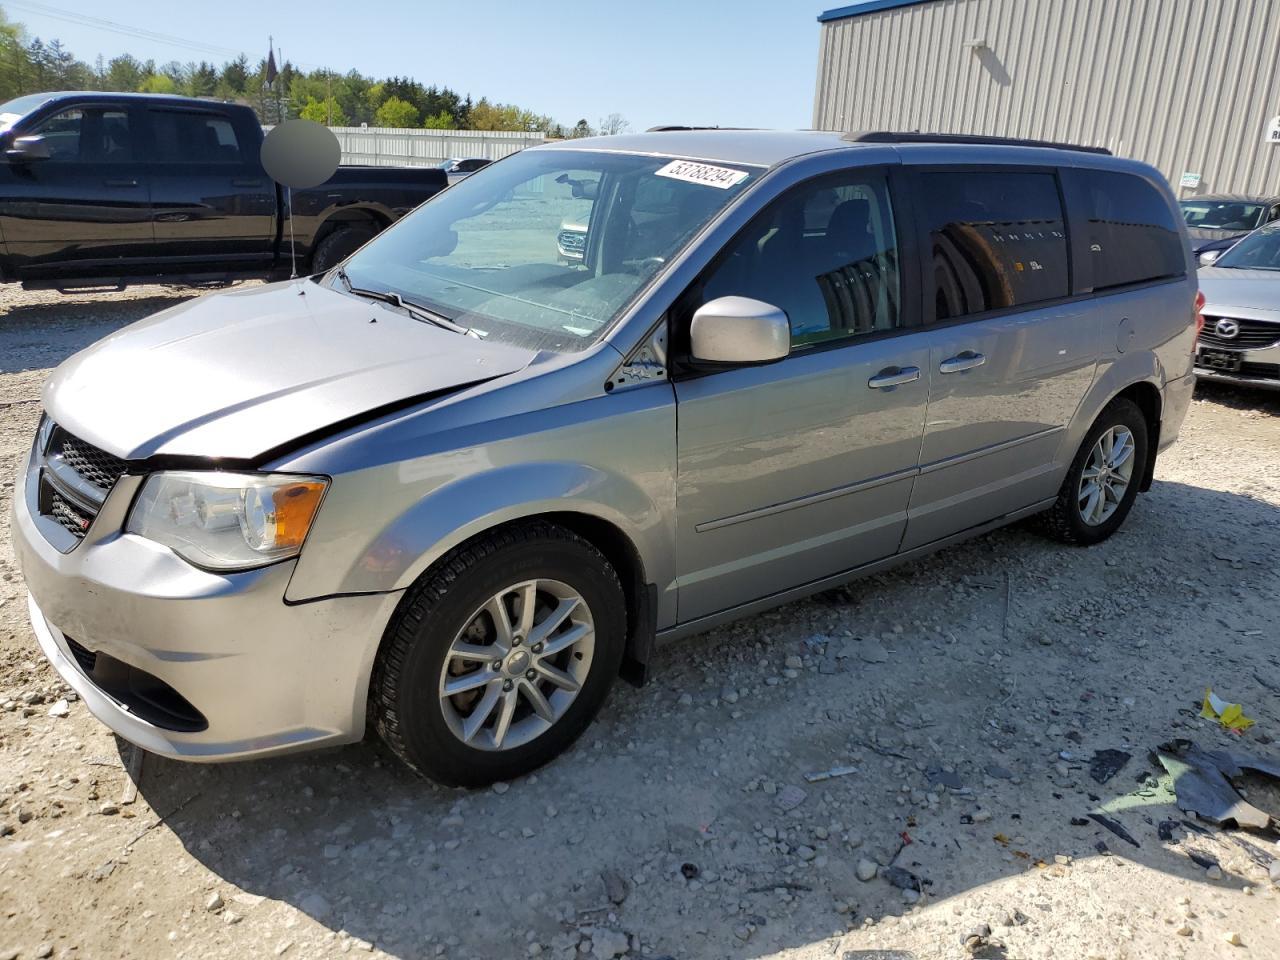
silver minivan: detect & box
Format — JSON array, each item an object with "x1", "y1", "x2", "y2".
[{"x1": 13, "y1": 131, "x2": 1198, "y2": 785}]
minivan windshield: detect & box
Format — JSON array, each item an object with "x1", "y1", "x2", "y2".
[
  {"x1": 1213, "y1": 223, "x2": 1280, "y2": 270},
  {"x1": 336, "y1": 149, "x2": 757, "y2": 352},
  {"x1": 1180, "y1": 199, "x2": 1267, "y2": 231}
]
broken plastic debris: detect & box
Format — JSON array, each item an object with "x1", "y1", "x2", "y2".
[
  {"x1": 1088, "y1": 749, "x2": 1131, "y2": 784},
  {"x1": 1200, "y1": 688, "x2": 1255, "y2": 732},
  {"x1": 803, "y1": 765, "x2": 858, "y2": 783},
  {"x1": 1156, "y1": 739, "x2": 1276, "y2": 831}
]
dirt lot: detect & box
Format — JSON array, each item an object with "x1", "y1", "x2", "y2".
[{"x1": 1, "y1": 283, "x2": 1279, "y2": 960}]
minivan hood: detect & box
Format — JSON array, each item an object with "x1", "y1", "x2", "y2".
[
  {"x1": 1197, "y1": 267, "x2": 1280, "y2": 316},
  {"x1": 43, "y1": 280, "x2": 536, "y2": 460}
]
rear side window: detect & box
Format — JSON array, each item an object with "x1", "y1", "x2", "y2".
[
  {"x1": 150, "y1": 110, "x2": 243, "y2": 163},
  {"x1": 1077, "y1": 170, "x2": 1185, "y2": 290},
  {"x1": 920, "y1": 171, "x2": 1069, "y2": 321}
]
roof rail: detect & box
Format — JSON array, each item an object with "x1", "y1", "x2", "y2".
[
  {"x1": 845, "y1": 131, "x2": 1112, "y2": 155},
  {"x1": 645, "y1": 125, "x2": 756, "y2": 132}
]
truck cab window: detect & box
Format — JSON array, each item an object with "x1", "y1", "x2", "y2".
[
  {"x1": 31, "y1": 109, "x2": 82, "y2": 161},
  {"x1": 151, "y1": 111, "x2": 242, "y2": 163}
]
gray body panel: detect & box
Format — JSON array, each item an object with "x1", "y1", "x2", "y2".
[{"x1": 14, "y1": 131, "x2": 1198, "y2": 761}]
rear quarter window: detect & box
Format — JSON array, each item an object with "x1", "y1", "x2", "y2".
[
  {"x1": 919, "y1": 170, "x2": 1069, "y2": 321},
  {"x1": 1076, "y1": 169, "x2": 1185, "y2": 290}
]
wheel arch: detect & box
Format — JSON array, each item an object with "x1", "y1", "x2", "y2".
[
  {"x1": 1111, "y1": 380, "x2": 1162, "y2": 492},
  {"x1": 368, "y1": 510, "x2": 657, "y2": 704},
  {"x1": 308, "y1": 205, "x2": 392, "y2": 265}
]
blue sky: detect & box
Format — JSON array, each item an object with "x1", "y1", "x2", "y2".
[{"x1": 5, "y1": 0, "x2": 827, "y2": 131}]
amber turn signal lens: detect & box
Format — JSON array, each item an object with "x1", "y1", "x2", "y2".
[{"x1": 270, "y1": 480, "x2": 327, "y2": 550}]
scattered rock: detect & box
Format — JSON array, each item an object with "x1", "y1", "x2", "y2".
[
  {"x1": 47, "y1": 698, "x2": 69, "y2": 718},
  {"x1": 857, "y1": 641, "x2": 889, "y2": 664},
  {"x1": 206, "y1": 892, "x2": 224, "y2": 912},
  {"x1": 985, "y1": 764, "x2": 1014, "y2": 780},
  {"x1": 856, "y1": 859, "x2": 878, "y2": 881},
  {"x1": 1225, "y1": 931, "x2": 1243, "y2": 946},
  {"x1": 1206, "y1": 865, "x2": 1223, "y2": 881},
  {"x1": 600, "y1": 869, "x2": 629, "y2": 906},
  {"x1": 589, "y1": 928, "x2": 630, "y2": 959}
]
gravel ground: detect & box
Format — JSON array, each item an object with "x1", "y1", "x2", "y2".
[{"x1": 1, "y1": 282, "x2": 1279, "y2": 960}]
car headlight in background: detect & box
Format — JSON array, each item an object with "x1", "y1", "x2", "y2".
[{"x1": 126, "y1": 471, "x2": 328, "y2": 570}]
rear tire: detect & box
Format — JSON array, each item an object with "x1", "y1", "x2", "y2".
[
  {"x1": 1038, "y1": 398, "x2": 1148, "y2": 546},
  {"x1": 371, "y1": 521, "x2": 625, "y2": 787},
  {"x1": 311, "y1": 224, "x2": 377, "y2": 273}
]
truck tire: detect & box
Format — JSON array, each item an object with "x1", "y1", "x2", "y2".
[
  {"x1": 311, "y1": 224, "x2": 377, "y2": 273},
  {"x1": 1037, "y1": 398, "x2": 1148, "y2": 546},
  {"x1": 371, "y1": 521, "x2": 626, "y2": 787}
]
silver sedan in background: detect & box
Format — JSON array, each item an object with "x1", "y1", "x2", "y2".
[{"x1": 1196, "y1": 223, "x2": 1280, "y2": 391}]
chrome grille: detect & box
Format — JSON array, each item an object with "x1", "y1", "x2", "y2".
[
  {"x1": 34, "y1": 422, "x2": 128, "y2": 544},
  {"x1": 51, "y1": 429, "x2": 126, "y2": 493},
  {"x1": 48, "y1": 491, "x2": 94, "y2": 538},
  {"x1": 558, "y1": 230, "x2": 586, "y2": 253},
  {"x1": 1198, "y1": 315, "x2": 1280, "y2": 351}
]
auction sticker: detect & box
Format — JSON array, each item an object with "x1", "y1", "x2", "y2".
[{"x1": 655, "y1": 159, "x2": 749, "y2": 189}]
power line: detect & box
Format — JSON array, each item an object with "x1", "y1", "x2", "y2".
[{"x1": 4, "y1": 0, "x2": 247, "y2": 59}]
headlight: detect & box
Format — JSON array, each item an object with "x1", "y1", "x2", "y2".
[{"x1": 126, "y1": 471, "x2": 328, "y2": 570}]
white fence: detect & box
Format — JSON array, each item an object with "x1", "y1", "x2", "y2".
[{"x1": 330, "y1": 127, "x2": 545, "y2": 167}]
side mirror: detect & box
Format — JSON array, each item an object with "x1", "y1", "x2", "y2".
[
  {"x1": 690, "y1": 296, "x2": 790, "y2": 365},
  {"x1": 6, "y1": 135, "x2": 50, "y2": 162},
  {"x1": 1198, "y1": 249, "x2": 1222, "y2": 267}
]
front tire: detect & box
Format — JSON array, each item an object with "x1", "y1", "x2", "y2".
[
  {"x1": 1038, "y1": 398, "x2": 1148, "y2": 545},
  {"x1": 311, "y1": 224, "x2": 377, "y2": 273},
  {"x1": 371, "y1": 522, "x2": 625, "y2": 787}
]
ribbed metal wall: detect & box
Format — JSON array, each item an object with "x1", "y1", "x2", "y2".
[{"x1": 813, "y1": 0, "x2": 1280, "y2": 195}]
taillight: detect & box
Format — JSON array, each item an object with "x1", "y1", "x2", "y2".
[{"x1": 1194, "y1": 289, "x2": 1206, "y2": 341}]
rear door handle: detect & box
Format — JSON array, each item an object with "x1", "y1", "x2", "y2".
[
  {"x1": 939, "y1": 351, "x2": 986, "y2": 374},
  {"x1": 103, "y1": 178, "x2": 138, "y2": 188},
  {"x1": 867, "y1": 365, "x2": 921, "y2": 389},
  {"x1": 232, "y1": 178, "x2": 264, "y2": 187}
]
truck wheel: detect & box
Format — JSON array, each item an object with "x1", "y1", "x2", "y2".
[
  {"x1": 1038, "y1": 398, "x2": 1148, "y2": 546},
  {"x1": 311, "y1": 224, "x2": 377, "y2": 273},
  {"x1": 371, "y1": 521, "x2": 626, "y2": 787}
]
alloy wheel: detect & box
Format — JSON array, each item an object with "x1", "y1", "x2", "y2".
[
  {"x1": 438, "y1": 579, "x2": 595, "y2": 751},
  {"x1": 1077, "y1": 425, "x2": 1136, "y2": 526}
]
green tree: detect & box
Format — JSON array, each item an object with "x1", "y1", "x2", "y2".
[
  {"x1": 105, "y1": 54, "x2": 146, "y2": 92},
  {"x1": 422, "y1": 110, "x2": 454, "y2": 129},
  {"x1": 219, "y1": 54, "x2": 249, "y2": 95},
  {"x1": 138, "y1": 73, "x2": 177, "y2": 94},
  {"x1": 300, "y1": 95, "x2": 348, "y2": 126},
  {"x1": 374, "y1": 95, "x2": 418, "y2": 128},
  {"x1": 189, "y1": 61, "x2": 217, "y2": 98}
]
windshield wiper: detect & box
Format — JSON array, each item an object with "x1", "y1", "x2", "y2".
[{"x1": 335, "y1": 267, "x2": 476, "y2": 336}]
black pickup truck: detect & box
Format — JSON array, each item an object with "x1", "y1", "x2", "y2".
[{"x1": 0, "y1": 91, "x2": 449, "y2": 290}]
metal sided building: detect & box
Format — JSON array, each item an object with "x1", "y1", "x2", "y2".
[{"x1": 813, "y1": 0, "x2": 1280, "y2": 196}]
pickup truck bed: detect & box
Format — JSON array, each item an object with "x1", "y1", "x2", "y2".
[{"x1": 0, "y1": 91, "x2": 449, "y2": 290}]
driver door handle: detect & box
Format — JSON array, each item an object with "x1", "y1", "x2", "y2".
[
  {"x1": 939, "y1": 351, "x2": 986, "y2": 374},
  {"x1": 867, "y1": 365, "x2": 921, "y2": 389}
]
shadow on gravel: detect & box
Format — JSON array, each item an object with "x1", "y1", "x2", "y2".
[
  {"x1": 0, "y1": 291, "x2": 196, "y2": 375},
  {"x1": 1194, "y1": 378, "x2": 1280, "y2": 416},
  {"x1": 112, "y1": 478, "x2": 1280, "y2": 959}
]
